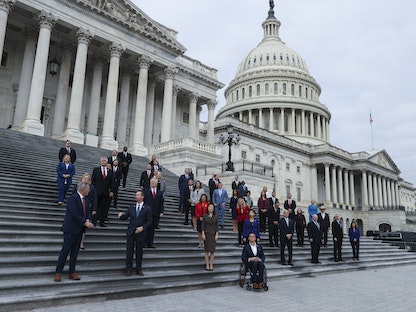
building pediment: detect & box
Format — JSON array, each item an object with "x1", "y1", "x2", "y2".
[
  {"x1": 77, "y1": 0, "x2": 186, "y2": 54},
  {"x1": 367, "y1": 150, "x2": 399, "y2": 173}
]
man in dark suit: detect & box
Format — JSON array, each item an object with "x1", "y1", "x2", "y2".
[
  {"x1": 58, "y1": 139, "x2": 77, "y2": 163},
  {"x1": 117, "y1": 146, "x2": 133, "y2": 189},
  {"x1": 110, "y1": 159, "x2": 122, "y2": 210},
  {"x1": 54, "y1": 182, "x2": 94, "y2": 282},
  {"x1": 231, "y1": 175, "x2": 240, "y2": 191},
  {"x1": 332, "y1": 214, "x2": 344, "y2": 262},
  {"x1": 183, "y1": 179, "x2": 194, "y2": 225},
  {"x1": 268, "y1": 200, "x2": 280, "y2": 247},
  {"x1": 317, "y1": 205, "x2": 330, "y2": 247},
  {"x1": 144, "y1": 177, "x2": 164, "y2": 248},
  {"x1": 208, "y1": 173, "x2": 220, "y2": 202},
  {"x1": 178, "y1": 168, "x2": 191, "y2": 213},
  {"x1": 278, "y1": 209, "x2": 295, "y2": 265},
  {"x1": 242, "y1": 232, "x2": 266, "y2": 288},
  {"x1": 91, "y1": 157, "x2": 114, "y2": 227},
  {"x1": 107, "y1": 149, "x2": 119, "y2": 166},
  {"x1": 307, "y1": 214, "x2": 323, "y2": 264},
  {"x1": 283, "y1": 193, "x2": 296, "y2": 219},
  {"x1": 140, "y1": 164, "x2": 153, "y2": 190},
  {"x1": 118, "y1": 190, "x2": 152, "y2": 276}
]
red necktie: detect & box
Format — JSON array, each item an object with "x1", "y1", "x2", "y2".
[
  {"x1": 102, "y1": 167, "x2": 107, "y2": 179},
  {"x1": 153, "y1": 189, "x2": 156, "y2": 198},
  {"x1": 82, "y1": 197, "x2": 86, "y2": 219}
]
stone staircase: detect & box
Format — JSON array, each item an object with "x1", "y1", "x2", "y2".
[{"x1": 1, "y1": 128, "x2": 416, "y2": 312}]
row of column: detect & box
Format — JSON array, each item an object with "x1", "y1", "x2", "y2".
[
  {"x1": 362, "y1": 170, "x2": 399, "y2": 210},
  {"x1": 2, "y1": 8, "x2": 217, "y2": 154},
  {"x1": 237, "y1": 107, "x2": 329, "y2": 141}
]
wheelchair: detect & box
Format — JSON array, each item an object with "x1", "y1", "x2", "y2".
[{"x1": 238, "y1": 261, "x2": 268, "y2": 291}]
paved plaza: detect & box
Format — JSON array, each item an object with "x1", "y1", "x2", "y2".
[{"x1": 33, "y1": 264, "x2": 416, "y2": 312}]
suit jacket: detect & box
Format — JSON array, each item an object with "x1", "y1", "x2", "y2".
[
  {"x1": 231, "y1": 180, "x2": 240, "y2": 190},
  {"x1": 61, "y1": 192, "x2": 92, "y2": 234},
  {"x1": 91, "y1": 166, "x2": 114, "y2": 196},
  {"x1": 332, "y1": 220, "x2": 343, "y2": 239},
  {"x1": 243, "y1": 218, "x2": 261, "y2": 239},
  {"x1": 268, "y1": 206, "x2": 280, "y2": 226},
  {"x1": 348, "y1": 228, "x2": 360, "y2": 242},
  {"x1": 56, "y1": 162, "x2": 75, "y2": 186},
  {"x1": 140, "y1": 170, "x2": 153, "y2": 189},
  {"x1": 144, "y1": 188, "x2": 164, "y2": 216},
  {"x1": 284, "y1": 199, "x2": 296, "y2": 218},
  {"x1": 111, "y1": 165, "x2": 122, "y2": 188},
  {"x1": 307, "y1": 221, "x2": 323, "y2": 242},
  {"x1": 242, "y1": 243, "x2": 266, "y2": 263},
  {"x1": 183, "y1": 185, "x2": 193, "y2": 206},
  {"x1": 119, "y1": 202, "x2": 153, "y2": 236},
  {"x1": 318, "y1": 212, "x2": 330, "y2": 230},
  {"x1": 278, "y1": 217, "x2": 295, "y2": 239},
  {"x1": 59, "y1": 147, "x2": 77, "y2": 163},
  {"x1": 107, "y1": 155, "x2": 120, "y2": 166},
  {"x1": 117, "y1": 151, "x2": 132, "y2": 168},
  {"x1": 208, "y1": 178, "x2": 219, "y2": 198},
  {"x1": 212, "y1": 188, "x2": 229, "y2": 207},
  {"x1": 178, "y1": 174, "x2": 190, "y2": 192}
]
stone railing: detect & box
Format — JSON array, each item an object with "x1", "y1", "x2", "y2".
[
  {"x1": 196, "y1": 160, "x2": 274, "y2": 177},
  {"x1": 152, "y1": 137, "x2": 221, "y2": 155},
  {"x1": 177, "y1": 55, "x2": 218, "y2": 79}
]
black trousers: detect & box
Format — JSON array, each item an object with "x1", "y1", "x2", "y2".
[
  {"x1": 269, "y1": 223, "x2": 279, "y2": 246},
  {"x1": 280, "y1": 237, "x2": 293, "y2": 263},
  {"x1": 296, "y1": 226, "x2": 305, "y2": 246},
  {"x1": 126, "y1": 233, "x2": 145, "y2": 271},
  {"x1": 351, "y1": 240, "x2": 359, "y2": 258},
  {"x1": 95, "y1": 194, "x2": 110, "y2": 225},
  {"x1": 55, "y1": 232, "x2": 82, "y2": 274},
  {"x1": 146, "y1": 214, "x2": 159, "y2": 246},
  {"x1": 310, "y1": 241, "x2": 321, "y2": 263},
  {"x1": 333, "y1": 238, "x2": 343, "y2": 261}
]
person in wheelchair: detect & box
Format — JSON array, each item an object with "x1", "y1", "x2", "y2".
[{"x1": 242, "y1": 232, "x2": 265, "y2": 288}]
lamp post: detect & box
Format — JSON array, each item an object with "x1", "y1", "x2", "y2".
[{"x1": 219, "y1": 124, "x2": 241, "y2": 171}]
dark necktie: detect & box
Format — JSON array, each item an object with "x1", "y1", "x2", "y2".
[
  {"x1": 82, "y1": 197, "x2": 86, "y2": 219},
  {"x1": 152, "y1": 189, "x2": 156, "y2": 198},
  {"x1": 136, "y1": 204, "x2": 141, "y2": 218}
]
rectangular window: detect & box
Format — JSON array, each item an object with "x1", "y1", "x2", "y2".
[
  {"x1": 286, "y1": 185, "x2": 290, "y2": 196},
  {"x1": 297, "y1": 166, "x2": 301, "y2": 174},
  {"x1": 296, "y1": 187, "x2": 301, "y2": 202},
  {"x1": 182, "y1": 112, "x2": 189, "y2": 124},
  {"x1": 286, "y1": 163, "x2": 290, "y2": 171},
  {"x1": 255, "y1": 154, "x2": 260, "y2": 162}
]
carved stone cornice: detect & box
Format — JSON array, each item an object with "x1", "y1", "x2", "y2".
[
  {"x1": 109, "y1": 42, "x2": 125, "y2": 58},
  {"x1": 0, "y1": 0, "x2": 15, "y2": 13},
  {"x1": 189, "y1": 92, "x2": 199, "y2": 103},
  {"x1": 37, "y1": 11, "x2": 57, "y2": 30},
  {"x1": 76, "y1": 28, "x2": 94, "y2": 45},
  {"x1": 164, "y1": 67, "x2": 177, "y2": 80},
  {"x1": 138, "y1": 55, "x2": 153, "y2": 70}
]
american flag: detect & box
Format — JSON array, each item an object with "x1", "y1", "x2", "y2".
[{"x1": 369, "y1": 113, "x2": 373, "y2": 124}]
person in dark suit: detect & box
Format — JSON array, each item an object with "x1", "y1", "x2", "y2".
[
  {"x1": 58, "y1": 139, "x2": 77, "y2": 163},
  {"x1": 208, "y1": 173, "x2": 220, "y2": 202},
  {"x1": 109, "y1": 159, "x2": 122, "y2": 210},
  {"x1": 54, "y1": 182, "x2": 94, "y2": 282},
  {"x1": 332, "y1": 214, "x2": 344, "y2": 262},
  {"x1": 231, "y1": 175, "x2": 240, "y2": 191},
  {"x1": 317, "y1": 205, "x2": 330, "y2": 247},
  {"x1": 178, "y1": 168, "x2": 191, "y2": 213},
  {"x1": 242, "y1": 232, "x2": 266, "y2": 287},
  {"x1": 140, "y1": 164, "x2": 153, "y2": 190},
  {"x1": 144, "y1": 177, "x2": 164, "y2": 248},
  {"x1": 91, "y1": 157, "x2": 114, "y2": 227},
  {"x1": 294, "y1": 208, "x2": 306, "y2": 247},
  {"x1": 118, "y1": 190, "x2": 152, "y2": 276},
  {"x1": 348, "y1": 221, "x2": 360, "y2": 260},
  {"x1": 279, "y1": 209, "x2": 295, "y2": 265},
  {"x1": 117, "y1": 146, "x2": 132, "y2": 189},
  {"x1": 107, "y1": 149, "x2": 119, "y2": 166},
  {"x1": 183, "y1": 179, "x2": 194, "y2": 225},
  {"x1": 283, "y1": 193, "x2": 296, "y2": 219},
  {"x1": 307, "y1": 214, "x2": 323, "y2": 264},
  {"x1": 268, "y1": 200, "x2": 280, "y2": 247},
  {"x1": 56, "y1": 154, "x2": 76, "y2": 205}
]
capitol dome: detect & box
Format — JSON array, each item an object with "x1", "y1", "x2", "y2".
[{"x1": 217, "y1": 5, "x2": 331, "y2": 145}]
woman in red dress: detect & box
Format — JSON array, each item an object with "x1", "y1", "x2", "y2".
[{"x1": 236, "y1": 198, "x2": 250, "y2": 247}]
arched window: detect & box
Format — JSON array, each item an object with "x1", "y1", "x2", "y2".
[
  {"x1": 265, "y1": 83, "x2": 269, "y2": 95},
  {"x1": 291, "y1": 84, "x2": 295, "y2": 96},
  {"x1": 242, "y1": 87, "x2": 245, "y2": 99},
  {"x1": 299, "y1": 86, "x2": 302, "y2": 97},
  {"x1": 305, "y1": 87, "x2": 308, "y2": 98},
  {"x1": 236, "y1": 90, "x2": 239, "y2": 100},
  {"x1": 274, "y1": 83, "x2": 278, "y2": 94},
  {"x1": 249, "y1": 86, "x2": 252, "y2": 97},
  {"x1": 256, "y1": 84, "x2": 260, "y2": 96},
  {"x1": 282, "y1": 83, "x2": 286, "y2": 95}
]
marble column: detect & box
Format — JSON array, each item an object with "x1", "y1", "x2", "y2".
[
  {"x1": 160, "y1": 67, "x2": 176, "y2": 142},
  {"x1": 63, "y1": 28, "x2": 93, "y2": 143},
  {"x1": 280, "y1": 108, "x2": 284, "y2": 134},
  {"x1": 322, "y1": 118, "x2": 327, "y2": 141},
  {"x1": 368, "y1": 172, "x2": 374, "y2": 208},
  {"x1": 116, "y1": 71, "x2": 131, "y2": 148},
  {"x1": 394, "y1": 181, "x2": 400, "y2": 208},
  {"x1": 99, "y1": 42, "x2": 125, "y2": 150},
  {"x1": 238, "y1": 111, "x2": 242, "y2": 121},
  {"x1": 310, "y1": 112, "x2": 315, "y2": 137},
  {"x1": 20, "y1": 11, "x2": 57, "y2": 136},
  {"x1": 317, "y1": 115, "x2": 322, "y2": 139},
  {"x1": 0, "y1": 0, "x2": 15, "y2": 65},
  {"x1": 301, "y1": 110, "x2": 306, "y2": 135},
  {"x1": 326, "y1": 119, "x2": 330, "y2": 142},
  {"x1": 344, "y1": 169, "x2": 350, "y2": 207},
  {"x1": 362, "y1": 170, "x2": 369, "y2": 210},
  {"x1": 188, "y1": 92, "x2": 198, "y2": 138},
  {"x1": 12, "y1": 27, "x2": 37, "y2": 129},
  {"x1": 259, "y1": 109, "x2": 263, "y2": 128},
  {"x1": 207, "y1": 100, "x2": 216, "y2": 144},
  {"x1": 196, "y1": 105, "x2": 202, "y2": 139},
  {"x1": 373, "y1": 174, "x2": 379, "y2": 208},
  {"x1": 290, "y1": 109, "x2": 295, "y2": 134},
  {"x1": 331, "y1": 166, "x2": 338, "y2": 206},
  {"x1": 324, "y1": 163, "x2": 331, "y2": 204},
  {"x1": 269, "y1": 108, "x2": 274, "y2": 131},
  {"x1": 349, "y1": 171, "x2": 355, "y2": 208},
  {"x1": 382, "y1": 177, "x2": 388, "y2": 208},
  {"x1": 310, "y1": 164, "x2": 318, "y2": 199},
  {"x1": 144, "y1": 79, "x2": 157, "y2": 145},
  {"x1": 51, "y1": 47, "x2": 72, "y2": 137},
  {"x1": 131, "y1": 55, "x2": 152, "y2": 155},
  {"x1": 387, "y1": 179, "x2": 392, "y2": 208},
  {"x1": 85, "y1": 58, "x2": 104, "y2": 147},
  {"x1": 170, "y1": 84, "x2": 180, "y2": 139},
  {"x1": 337, "y1": 167, "x2": 344, "y2": 206},
  {"x1": 248, "y1": 110, "x2": 252, "y2": 125}
]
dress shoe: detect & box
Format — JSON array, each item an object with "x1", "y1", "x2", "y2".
[
  {"x1": 54, "y1": 273, "x2": 62, "y2": 282},
  {"x1": 149, "y1": 244, "x2": 156, "y2": 248},
  {"x1": 136, "y1": 271, "x2": 144, "y2": 276},
  {"x1": 125, "y1": 269, "x2": 132, "y2": 276},
  {"x1": 68, "y1": 273, "x2": 80, "y2": 280},
  {"x1": 288, "y1": 262, "x2": 293, "y2": 266}
]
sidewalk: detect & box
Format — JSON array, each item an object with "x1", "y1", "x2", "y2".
[{"x1": 33, "y1": 264, "x2": 416, "y2": 312}]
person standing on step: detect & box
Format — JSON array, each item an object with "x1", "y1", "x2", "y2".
[
  {"x1": 140, "y1": 164, "x2": 153, "y2": 191},
  {"x1": 307, "y1": 214, "x2": 323, "y2": 264},
  {"x1": 56, "y1": 154, "x2": 75, "y2": 205},
  {"x1": 107, "y1": 149, "x2": 119, "y2": 166},
  {"x1": 195, "y1": 194, "x2": 210, "y2": 248},
  {"x1": 183, "y1": 179, "x2": 194, "y2": 225},
  {"x1": 202, "y1": 203, "x2": 219, "y2": 271},
  {"x1": 58, "y1": 139, "x2": 77, "y2": 164},
  {"x1": 279, "y1": 209, "x2": 295, "y2": 266},
  {"x1": 257, "y1": 190, "x2": 270, "y2": 233},
  {"x1": 117, "y1": 146, "x2": 132, "y2": 189},
  {"x1": 178, "y1": 168, "x2": 191, "y2": 213},
  {"x1": 109, "y1": 159, "x2": 122, "y2": 210},
  {"x1": 283, "y1": 193, "x2": 296, "y2": 220},
  {"x1": 208, "y1": 173, "x2": 220, "y2": 202},
  {"x1": 91, "y1": 157, "x2": 114, "y2": 227},
  {"x1": 268, "y1": 200, "x2": 280, "y2": 247},
  {"x1": 294, "y1": 208, "x2": 306, "y2": 247},
  {"x1": 332, "y1": 214, "x2": 344, "y2": 262},
  {"x1": 317, "y1": 204, "x2": 330, "y2": 247},
  {"x1": 212, "y1": 182, "x2": 229, "y2": 229},
  {"x1": 236, "y1": 198, "x2": 250, "y2": 247},
  {"x1": 229, "y1": 189, "x2": 239, "y2": 232},
  {"x1": 54, "y1": 182, "x2": 94, "y2": 282},
  {"x1": 144, "y1": 177, "x2": 164, "y2": 248},
  {"x1": 242, "y1": 209, "x2": 260, "y2": 244},
  {"x1": 191, "y1": 180, "x2": 205, "y2": 231},
  {"x1": 118, "y1": 190, "x2": 152, "y2": 277},
  {"x1": 308, "y1": 199, "x2": 318, "y2": 222},
  {"x1": 348, "y1": 221, "x2": 360, "y2": 260}
]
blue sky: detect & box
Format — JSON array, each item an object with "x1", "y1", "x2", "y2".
[{"x1": 134, "y1": 0, "x2": 416, "y2": 184}]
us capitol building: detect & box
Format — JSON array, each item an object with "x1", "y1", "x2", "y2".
[{"x1": 0, "y1": 0, "x2": 414, "y2": 233}]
